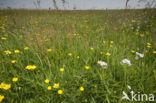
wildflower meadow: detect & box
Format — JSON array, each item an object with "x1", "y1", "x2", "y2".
[{"x1": 0, "y1": 9, "x2": 156, "y2": 103}]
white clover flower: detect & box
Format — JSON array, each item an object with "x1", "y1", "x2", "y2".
[
  {"x1": 97, "y1": 61, "x2": 107, "y2": 69},
  {"x1": 136, "y1": 52, "x2": 144, "y2": 58},
  {"x1": 120, "y1": 59, "x2": 132, "y2": 66}
]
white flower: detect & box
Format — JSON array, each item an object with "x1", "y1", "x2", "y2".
[
  {"x1": 120, "y1": 59, "x2": 132, "y2": 66},
  {"x1": 97, "y1": 61, "x2": 107, "y2": 69},
  {"x1": 135, "y1": 56, "x2": 139, "y2": 60},
  {"x1": 18, "y1": 87, "x2": 21, "y2": 90},
  {"x1": 127, "y1": 85, "x2": 131, "y2": 89},
  {"x1": 136, "y1": 52, "x2": 144, "y2": 58}
]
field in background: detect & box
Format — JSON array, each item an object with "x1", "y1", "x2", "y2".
[{"x1": 0, "y1": 9, "x2": 156, "y2": 103}]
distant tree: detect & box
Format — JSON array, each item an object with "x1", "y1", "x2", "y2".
[
  {"x1": 52, "y1": 0, "x2": 58, "y2": 10},
  {"x1": 138, "y1": 0, "x2": 156, "y2": 8},
  {"x1": 125, "y1": 0, "x2": 130, "y2": 8},
  {"x1": 7, "y1": 6, "x2": 12, "y2": 10},
  {"x1": 33, "y1": 0, "x2": 41, "y2": 9},
  {"x1": 126, "y1": 0, "x2": 156, "y2": 9},
  {"x1": 73, "y1": 5, "x2": 76, "y2": 10}
]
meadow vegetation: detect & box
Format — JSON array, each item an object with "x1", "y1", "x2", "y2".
[{"x1": 0, "y1": 9, "x2": 156, "y2": 103}]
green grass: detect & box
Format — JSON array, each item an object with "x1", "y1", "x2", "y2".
[{"x1": 0, "y1": 9, "x2": 156, "y2": 103}]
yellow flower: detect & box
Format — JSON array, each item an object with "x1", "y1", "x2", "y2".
[
  {"x1": 60, "y1": 68, "x2": 64, "y2": 72},
  {"x1": 31, "y1": 65, "x2": 37, "y2": 70},
  {"x1": 47, "y1": 49, "x2": 52, "y2": 52},
  {"x1": 90, "y1": 48, "x2": 94, "y2": 50},
  {"x1": 26, "y1": 65, "x2": 37, "y2": 70},
  {"x1": 85, "y1": 66, "x2": 90, "y2": 70},
  {"x1": 58, "y1": 90, "x2": 63, "y2": 94},
  {"x1": 47, "y1": 86, "x2": 52, "y2": 90},
  {"x1": 100, "y1": 52, "x2": 103, "y2": 55},
  {"x1": 80, "y1": 86, "x2": 84, "y2": 92},
  {"x1": 53, "y1": 83, "x2": 59, "y2": 88},
  {"x1": 110, "y1": 41, "x2": 113, "y2": 44},
  {"x1": 14, "y1": 50, "x2": 20, "y2": 54},
  {"x1": 44, "y1": 79, "x2": 50, "y2": 84},
  {"x1": 11, "y1": 60, "x2": 16, "y2": 63},
  {"x1": 147, "y1": 45, "x2": 151, "y2": 48},
  {"x1": 106, "y1": 52, "x2": 111, "y2": 56},
  {"x1": 103, "y1": 41, "x2": 106, "y2": 44},
  {"x1": 131, "y1": 50, "x2": 135, "y2": 53},
  {"x1": 153, "y1": 51, "x2": 156, "y2": 54},
  {"x1": 1, "y1": 37, "x2": 7, "y2": 40},
  {"x1": 145, "y1": 50, "x2": 148, "y2": 53},
  {"x1": 135, "y1": 32, "x2": 139, "y2": 35},
  {"x1": 4, "y1": 50, "x2": 11, "y2": 55},
  {"x1": 76, "y1": 56, "x2": 80, "y2": 59},
  {"x1": 12, "y1": 77, "x2": 18, "y2": 82},
  {"x1": 140, "y1": 34, "x2": 144, "y2": 37},
  {"x1": 68, "y1": 53, "x2": 72, "y2": 56},
  {"x1": 2, "y1": 84, "x2": 11, "y2": 90},
  {"x1": 0, "y1": 95, "x2": 4, "y2": 102},
  {"x1": 131, "y1": 20, "x2": 136, "y2": 23},
  {"x1": 147, "y1": 43, "x2": 151, "y2": 46},
  {"x1": 110, "y1": 45, "x2": 113, "y2": 47},
  {"x1": 24, "y1": 47, "x2": 29, "y2": 50}
]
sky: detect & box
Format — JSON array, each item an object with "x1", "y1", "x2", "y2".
[{"x1": 0, "y1": 0, "x2": 148, "y2": 10}]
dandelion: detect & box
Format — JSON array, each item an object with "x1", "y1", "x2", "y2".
[
  {"x1": 85, "y1": 66, "x2": 90, "y2": 70},
  {"x1": 14, "y1": 50, "x2": 20, "y2": 54},
  {"x1": 135, "y1": 31, "x2": 139, "y2": 35},
  {"x1": 140, "y1": 34, "x2": 144, "y2": 37},
  {"x1": 26, "y1": 65, "x2": 37, "y2": 70},
  {"x1": 90, "y1": 48, "x2": 94, "y2": 50},
  {"x1": 153, "y1": 51, "x2": 156, "y2": 54},
  {"x1": 103, "y1": 41, "x2": 106, "y2": 44},
  {"x1": 131, "y1": 20, "x2": 136, "y2": 23},
  {"x1": 47, "y1": 86, "x2": 52, "y2": 90},
  {"x1": 0, "y1": 95, "x2": 4, "y2": 102},
  {"x1": 106, "y1": 52, "x2": 111, "y2": 56},
  {"x1": 58, "y1": 90, "x2": 63, "y2": 94},
  {"x1": 68, "y1": 53, "x2": 72, "y2": 56},
  {"x1": 97, "y1": 61, "x2": 107, "y2": 69},
  {"x1": 47, "y1": 49, "x2": 52, "y2": 52},
  {"x1": 120, "y1": 59, "x2": 132, "y2": 66},
  {"x1": 4, "y1": 50, "x2": 11, "y2": 55},
  {"x1": 110, "y1": 45, "x2": 113, "y2": 47},
  {"x1": 110, "y1": 41, "x2": 113, "y2": 44},
  {"x1": 24, "y1": 47, "x2": 29, "y2": 50},
  {"x1": 0, "y1": 83, "x2": 11, "y2": 90},
  {"x1": 100, "y1": 52, "x2": 103, "y2": 55},
  {"x1": 147, "y1": 45, "x2": 151, "y2": 48},
  {"x1": 11, "y1": 60, "x2": 16, "y2": 63},
  {"x1": 147, "y1": 43, "x2": 151, "y2": 46},
  {"x1": 1, "y1": 37, "x2": 7, "y2": 40},
  {"x1": 76, "y1": 56, "x2": 80, "y2": 59},
  {"x1": 131, "y1": 50, "x2": 135, "y2": 53},
  {"x1": 60, "y1": 68, "x2": 64, "y2": 72},
  {"x1": 12, "y1": 77, "x2": 18, "y2": 82},
  {"x1": 145, "y1": 50, "x2": 148, "y2": 53},
  {"x1": 80, "y1": 86, "x2": 84, "y2": 91},
  {"x1": 44, "y1": 79, "x2": 50, "y2": 84},
  {"x1": 53, "y1": 83, "x2": 59, "y2": 88}
]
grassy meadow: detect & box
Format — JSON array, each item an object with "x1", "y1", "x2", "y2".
[{"x1": 0, "y1": 9, "x2": 156, "y2": 103}]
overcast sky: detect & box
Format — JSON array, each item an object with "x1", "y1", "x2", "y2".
[{"x1": 0, "y1": 0, "x2": 148, "y2": 10}]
